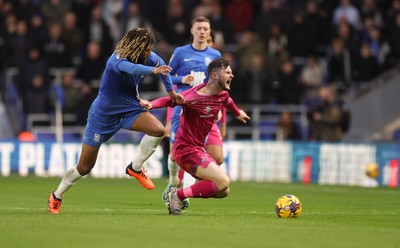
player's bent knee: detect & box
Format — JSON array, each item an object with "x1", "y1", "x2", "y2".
[
  {"x1": 213, "y1": 187, "x2": 229, "y2": 198},
  {"x1": 77, "y1": 164, "x2": 93, "y2": 176},
  {"x1": 216, "y1": 176, "x2": 230, "y2": 191},
  {"x1": 153, "y1": 126, "x2": 165, "y2": 137},
  {"x1": 155, "y1": 131, "x2": 165, "y2": 138},
  {"x1": 220, "y1": 187, "x2": 230, "y2": 198},
  {"x1": 147, "y1": 127, "x2": 165, "y2": 137},
  {"x1": 221, "y1": 187, "x2": 230, "y2": 198}
]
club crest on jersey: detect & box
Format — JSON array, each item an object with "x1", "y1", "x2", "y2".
[
  {"x1": 205, "y1": 57, "x2": 212, "y2": 66},
  {"x1": 200, "y1": 105, "x2": 214, "y2": 118},
  {"x1": 93, "y1": 134, "x2": 101, "y2": 143}
]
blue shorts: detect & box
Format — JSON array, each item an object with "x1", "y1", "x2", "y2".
[
  {"x1": 170, "y1": 105, "x2": 182, "y2": 144},
  {"x1": 82, "y1": 105, "x2": 145, "y2": 147}
]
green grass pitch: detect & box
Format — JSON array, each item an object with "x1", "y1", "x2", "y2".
[{"x1": 1, "y1": 176, "x2": 400, "y2": 248}]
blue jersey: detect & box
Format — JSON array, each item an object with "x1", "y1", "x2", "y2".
[
  {"x1": 95, "y1": 52, "x2": 173, "y2": 115},
  {"x1": 83, "y1": 51, "x2": 173, "y2": 147},
  {"x1": 169, "y1": 44, "x2": 222, "y2": 93}
]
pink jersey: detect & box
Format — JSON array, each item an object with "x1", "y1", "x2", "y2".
[{"x1": 151, "y1": 84, "x2": 241, "y2": 175}]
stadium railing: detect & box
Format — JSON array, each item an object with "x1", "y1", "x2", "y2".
[{"x1": 226, "y1": 104, "x2": 309, "y2": 141}]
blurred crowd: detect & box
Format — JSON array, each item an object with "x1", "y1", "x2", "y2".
[{"x1": 0, "y1": 0, "x2": 399, "y2": 141}]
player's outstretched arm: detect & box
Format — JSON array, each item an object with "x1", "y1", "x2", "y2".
[
  {"x1": 118, "y1": 60, "x2": 156, "y2": 75},
  {"x1": 152, "y1": 65, "x2": 172, "y2": 75},
  {"x1": 235, "y1": 110, "x2": 250, "y2": 123},
  {"x1": 168, "y1": 90, "x2": 185, "y2": 104},
  {"x1": 152, "y1": 54, "x2": 176, "y2": 93},
  {"x1": 117, "y1": 56, "x2": 172, "y2": 76},
  {"x1": 224, "y1": 97, "x2": 250, "y2": 123},
  {"x1": 149, "y1": 97, "x2": 178, "y2": 110}
]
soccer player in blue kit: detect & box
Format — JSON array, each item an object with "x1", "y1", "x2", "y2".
[
  {"x1": 48, "y1": 28, "x2": 184, "y2": 214},
  {"x1": 162, "y1": 16, "x2": 222, "y2": 209}
]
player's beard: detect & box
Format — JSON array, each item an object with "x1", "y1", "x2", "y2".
[{"x1": 217, "y1": 78, "x2": 230, "y2": 91}]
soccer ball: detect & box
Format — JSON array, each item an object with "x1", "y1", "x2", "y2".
[
  {"x1": 275, "y1": 194, "x2": 302, "y2": 218},
  {"x1": 365, "y1": 163, "x2": 379, "y2": 178}
]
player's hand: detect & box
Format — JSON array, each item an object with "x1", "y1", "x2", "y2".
[
  {"x1": 152, "y1": 65, "x2": 172, "y2": 75},
  {"x1": 140, "y1": 99, "x2": 152, "y2": 110},
  {"x1": 182, "y1": 75, "x2": 194, "y2": 85},
  {"x1": 236, "y1": 110, "x2": 250, "y2": 123},
  {"x1": 169, "y1": 90, "x2": 185, "y2": 104}
]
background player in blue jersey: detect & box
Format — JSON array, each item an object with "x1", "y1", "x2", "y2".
[
  {"x1": 48, "y1": 28, "x2": 184, "y2": 214},
  {"x1": 162, "y1": 16, "x2": 223, "y2": 209}
]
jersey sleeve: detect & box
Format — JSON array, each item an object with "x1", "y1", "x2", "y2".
[
  {"x1": 117, "y1": 59, "x2": 154, "y2": 75},
  {"x1": 147, "y1": 52, "x2": 174, "y2": 92},
  {"x1": 224, "y1": 97, "x2": 241, "y2": 117},
  {"x1": 150, "y1": 96, "x2": 177, "y2": 108},
  {"x1": 170, "y1": 75, "x2": 184, "y2": 85}
]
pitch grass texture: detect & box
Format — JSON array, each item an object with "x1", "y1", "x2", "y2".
[{"x1": 1, "y1": 176, "x2": 400, "y2": 248}]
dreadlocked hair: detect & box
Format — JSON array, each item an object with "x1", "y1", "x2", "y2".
[{"x1": 114, "y1": 28, "x2": 154, "y2": 63}]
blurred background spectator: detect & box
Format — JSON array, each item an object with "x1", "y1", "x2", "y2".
[
  {"x1": 43, "y1": 22, "x2": 72, "y2": 68},
  {"x1": 75, "y1": 41, "x2": 106, "y2": 85},
  {"x1": 275, "y1": 110, "x2": 301, "y2": 141},
  {"x1": 308, "y1": 85, "x2": 344, "y2": 142},
  {"x1": 300, "y1": 54, "x2": 324, "y2": 101},
  {"x1": 24, "y1": 74, "x2": 51, "y2": 116}
]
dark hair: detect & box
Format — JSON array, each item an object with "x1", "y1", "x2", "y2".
[
  {"x1": 192, "y1": 16, "x2": 210, "y2": 26},
  {"x1": 207, "y1": 58, "x2": 230, "y2": 75},
  {"x1": 114, "y1": 28, "x2": 155, "y2": 63}
]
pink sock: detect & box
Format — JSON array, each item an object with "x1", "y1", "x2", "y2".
[{"x1": 177, "y1": 180, "x2": 219, "y2": 200}]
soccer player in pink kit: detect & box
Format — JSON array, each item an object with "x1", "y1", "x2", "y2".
[
  {"x1": 163, "y1": 30, "x2": 227, "y2": 210},
  {"x1": 141, "y1": 58, "x2": 250, "y2": 215}
]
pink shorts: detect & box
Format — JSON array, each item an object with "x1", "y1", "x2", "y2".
[
  {"x1": 173, "y1": 143, "x2": 216, "y2": 179},
  {"x1": 205, "y1": 123, "x2": 223, "y2": 146}
]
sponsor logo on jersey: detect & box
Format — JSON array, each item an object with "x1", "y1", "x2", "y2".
[{"x1": 205, "y1": 57, "x2": 212, "y2": 66}]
